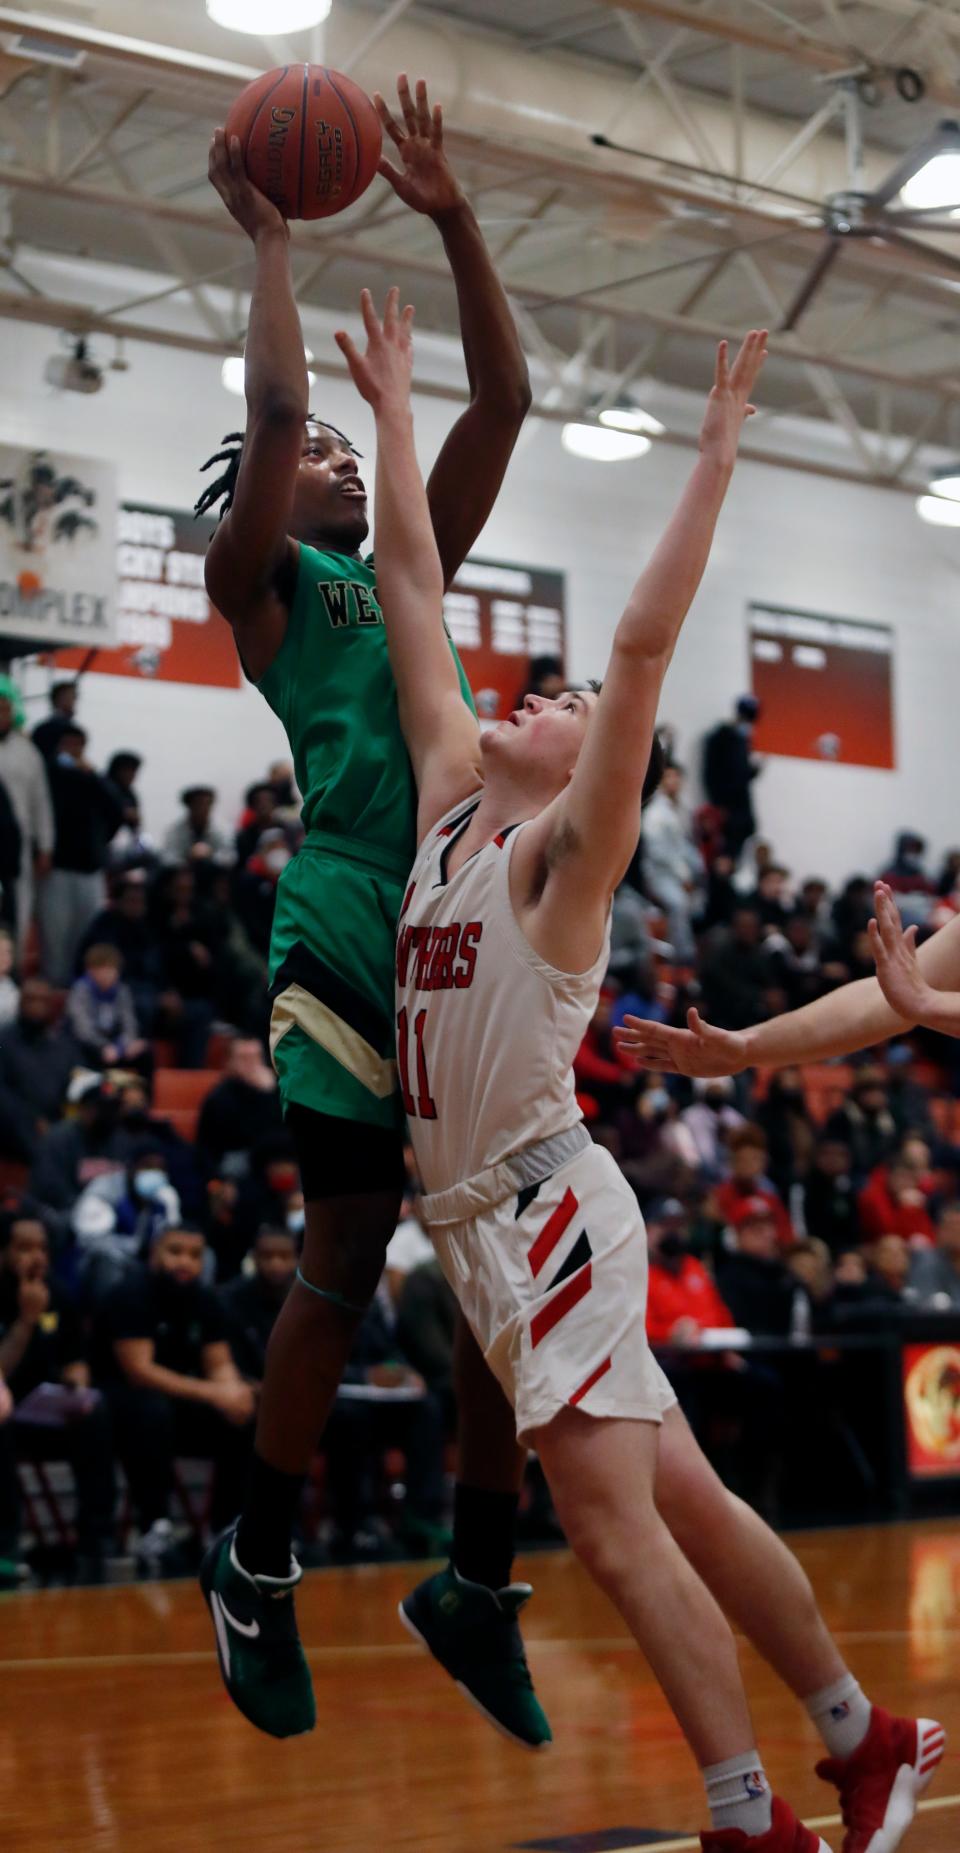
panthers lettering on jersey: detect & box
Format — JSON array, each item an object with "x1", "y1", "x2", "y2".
[{"x1": 396, "y1": 797, "x2": 611, "y2": 1198}]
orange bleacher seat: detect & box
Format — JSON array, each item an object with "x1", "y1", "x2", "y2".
[
  {"x1": 153, "y1": 1068, "x2": 221, "y2": 1114},
  {"x1": 161, "y1": 1107, "x2": 201, "y2": 1143}
]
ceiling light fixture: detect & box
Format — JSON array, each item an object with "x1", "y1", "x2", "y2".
[
  {"x1": 561, "y1": 423, "x2": 652, "y2": 463},
  {"x1": 206, "y1": 0, "x2": 332, "y2": 34},
  {"x1": 598, "y1": 405, "x2": 666, "y2": 437},
  {"x1": 916, "y1": 494, "x2": 960, "y2": 527},
  {"x1": 927, "y1": 464, "x2": 960, "y2": 501},
  {"x1": 894, "y1": 119, "x2": 960, "y2": 213},
  {"x1": 222, "y1": 350, "x2": 316, "y2": 396}
]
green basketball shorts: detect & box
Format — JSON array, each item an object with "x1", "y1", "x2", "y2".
[{"x1": 268, "y1": 835, "x2": 409, "y2": 1134}]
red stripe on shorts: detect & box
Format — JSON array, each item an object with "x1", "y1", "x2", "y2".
[
  {"x1": 569, "y1": 1355, "x2": 612, "y2": 1407},
  {"x1": 530, "y1": 1262, "x2": 592, "y2": 1348},
  {"x1": 527, "y1": 1188, "x2": 579, "y2": 1278}
]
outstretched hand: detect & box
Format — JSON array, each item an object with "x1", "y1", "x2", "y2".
[
  {"x1": 699, "y1": 329, "x2": 768, "y2": 469},
  {"x1": 868, "y1": 882, "x2": 931, "y2": 1022},
  {"x1": 208, "y1": 128, "x2": 287, "y2": 243},
  {"x1": 613, "y1": 1007, "x2": 749, "y2": 1079},
  {"x1": 375, "y1": 74, "x2": 466, "y2": 218},
  {"x1": 336, "y1": 287, "x2": 415, "y2": 416}
]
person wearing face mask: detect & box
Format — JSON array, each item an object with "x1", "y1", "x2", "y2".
[
  {"x1": 29, "y1": 1073, "x2": 131, "y2": 1250},
  {"x1": 72, "y1": 1141, "x2": 181, "y2": 1302},
  {"x1": 679, "y1": 1077, "x2": 744, "y2": 1181},
  {"x1": 95, "y1": 1224, "x2": 255, "y2": 1571},
  {"x1": 645, "y1": 1200, "x2": 735, "y2": 1347}
]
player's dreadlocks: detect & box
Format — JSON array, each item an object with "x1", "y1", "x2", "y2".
[{"x1": 194, "y1": 419, "x2": 361, "y2": 523}]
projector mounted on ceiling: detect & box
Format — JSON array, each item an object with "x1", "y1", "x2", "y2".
[{"x1": 44, "y1": 337, "x2": 104, "y2": 395}]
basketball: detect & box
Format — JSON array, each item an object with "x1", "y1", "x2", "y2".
[{"x1": 224, "y1": 64, "x2": 382, "y2": 221}]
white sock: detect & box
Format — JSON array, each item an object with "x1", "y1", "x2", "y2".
[
  {"x1": 805, "y1": 1672, "x2": 872, "y2": 1759},
  {"x1": 704, "y1": 1751, "x2": 773, "y2": 1837}
]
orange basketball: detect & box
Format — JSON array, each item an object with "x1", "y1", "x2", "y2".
[{"x1": 224, "y1": 64, "x2": 382, "y2": 221}]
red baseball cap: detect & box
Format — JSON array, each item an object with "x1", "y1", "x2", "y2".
[{"x1": 732, "y1": 1195, "x2": 775, "y2": 1229}]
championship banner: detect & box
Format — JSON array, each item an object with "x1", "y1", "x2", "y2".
[
  {"x1": 903, "y1": 1342, "x2": 960, "y2": 1479},
  {"x1": 444, "y1": 559, "x2": 566, "y2": 722},
  {"x1": 54, "y1": 504, "x2": 241, "y2": 690},
  {"x1": 749, "y1": 602, "x2": 895, "y2": 769},
  {"x1": 0, "y1": 445, "x2": 116, "y2": 649}
]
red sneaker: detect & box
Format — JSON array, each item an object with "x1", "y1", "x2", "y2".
[
  {"x1": 816, "y1": 1706, "x2": 946, "y2": 1853},
  {"x1": 701, "y1": 1793, "x2": 833, "y2": 1852}
]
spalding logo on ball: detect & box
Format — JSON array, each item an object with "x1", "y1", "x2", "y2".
[{"x1": 225, "y1": 65, "x2": 382, "y2": 221}]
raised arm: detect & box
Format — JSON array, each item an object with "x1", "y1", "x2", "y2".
[
  {"x1": 337, "y1": 291, "x2": 482, "y2": 839},
  {"x1": 527, "y1": 334, "x2": 766, "y2": 966},
  {"x1": 615, "y1": 890, "x2": 960, "y2": 1076},
  {"x1": 375, "y1": 77, "x2": 531, "y2": 586},
  {"x1": 201, "y1": 132, "x2": 308, "y2": 682}
]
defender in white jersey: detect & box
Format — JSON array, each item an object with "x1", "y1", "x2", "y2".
[
  {"x1": 396, "y1": 793, "x2": 675, "y2": 1438},
  {"x1": 336, "y1": 291, "x2": 943, "y2": 1853}
]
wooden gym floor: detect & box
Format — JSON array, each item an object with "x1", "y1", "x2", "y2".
[{"x1": 4, "y1": 1518, "x2": 960, "y2": 1853}]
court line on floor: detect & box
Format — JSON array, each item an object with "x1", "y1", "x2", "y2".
[
  {"x1": 4, "y1": 1627, "x2": 960, "y2": 1671},
  {"x1": 609, "y1": 1794, "x2": 960, "y2": 1853}
]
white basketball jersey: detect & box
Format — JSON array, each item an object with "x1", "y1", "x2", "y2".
[{"x1": 395, "y1": 797, "x2": 611, "y2": 1196}]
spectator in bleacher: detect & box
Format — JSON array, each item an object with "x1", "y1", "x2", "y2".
[
  {"x1": 384, "y1": 1202, "x2": 434, "y2": 1308},
  {"x1": 78, "y1": 873, "x2": 159, "y2": 1030},
  {"x1": 95, "y1": 1224, "x2": 255, "y2": 1570},
  {"x1": 65, "y1": 945, "x2": 149, "y2": 1076},
  {"x1": 0, "y1": 978, "x2": 79, "y2": 1164},
  {"x1": 802, "y1": 1137, "x2": 859, "y2": 1256},
  {"x1": 884, "y1": 1045, "x2": 942, "y2": 1146},
  {"x1": 756, "y1": 1068, "x2": 816, "y2": 1199},
  {"x1": 785, "y1": 1237, "x2": 834, "y2": 1329},
  {"x1": 31, "y1": 680, "x2": 78, "y2": 760},
  {"x1": 73, "y1": 1139, "x2": 182, "y2": 1300},
  {"x1": 698, "y1": 904, "x2": 774, "y2": 1031},
  {"x1": 161, "y1": 786, "x2": 234, "y2": 869},
  {"x1": 111, "y1": 1074, "x2": 202, "y2": 1227},
  {"x1": 234, "y1": 782, "x2": 279, "y2": 867},
  {"x1": 936, "y1": 849, "x2": 960, "y2": 898},
  {"x1": 323, "y1": 1287, "x2": 448, "y2": 1562},
  {"x1": 679, "y1": 1076, "x2": 744, "y2": 1182},
  {"x1": 150, "y1": 866, "x2": 218, "y2": 1068},
  {"x1": 0, "y1": 929, "x2": 18, "y2": 1030},
  {"x1": 235, "y1": 827, "x2": 288, "y2": 959},
  {"x1": 516, "y1": 653, "x2": 565, "y2": 707},
  {"x1": 762, "y1": 912, "x2": 824, "y2": 1012},
  {"x1": 0, "y1": 1209, "x2": 115, "y2": 1578},
  {"x1": 732, "y1": 838, "x2": 772, "y2": 897},
  {"x1": 29, "y1": 1073, "x2": 133, "y2": 1246},
  {"x1": 645, "y1": 1198, "x2": 734, "y2": 1345},
  {"x1": 38, "y1": 725, "x2": 124, "y2": 986},
  {"x1": 617, "y1": 1075, "x2": 697, "y2": 1204},
  {"x1": 828, "y1": 875, "x2": 873, "y2": 965},
  {"x1": 195, "y1": 1038, "x2": 283, "y2": 1173},
  {"x1": 574, "y1": 991, "x2": 636, "y2": 1121},
  {"x1": 869, "y1": 1233, "x2": 911, "y2": 1301},
  {"x1": 198, "y1": 864, "x2": 270, "y2": 1038},
  {"x1": 879, "y1": 830, "x2": 935, "y2": 898},
  {"x1": 640, "y1": 762, "x2": 703, "y2": 963},
  {"x1": 0, "y1": 691, "x2": 54, "y2": 955},
  {"x1": 828, "y1": 1247, "x2": 902, "y2": 1329},
  {"x1": 751, "y1": 863, "x2": 791, "y2": 931},
  {"x1": 702, "y1": 694, "x2": 763, "y2": 861},
  {"x1": 103, "y1": 752, "x2": 142, "y2": 833},
  {"x1": 608, "y1": 884, "x2": 656, "y2": 992},
  {"x1": 716, "y1": 1198, "x2": 797, "y2": 1336},
  {"x1": 396, "y1": 1259, "x2": 457, "y2": 1426},
  {"x1": 798, "y1": 876, "x2": 829, "y2": 928},
  {"x1": 857, "y1": 1145, "x2": 936, "y2": 1248},
  {"x1": 220, "y1": 1226, "x2": 298, "y2": 1379},
  {"x1": 822, "y1": 1064, "x2": 898, "y2": 1185},
  {"x1": 906, "y1": 1201, "x2": 960, "y2": 1309},
  {"x1": 232, "y1": 1133, "x2": 301, "y2": 1252},
  {"x1": 712, "y1": 1123, "x2": 793, "y2": 1248}
]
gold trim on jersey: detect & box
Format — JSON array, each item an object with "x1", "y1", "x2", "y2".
[{"x1": 270, "y1": 983, "x2": 397, "y2": 1100}]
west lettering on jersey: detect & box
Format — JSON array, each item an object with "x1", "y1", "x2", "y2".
[
  {"x1": 318, "y1": 580, "x2": 384, "y2": 630},
  {"x1": 396, "y1": 919, "x2": 483, "y2": 992}
]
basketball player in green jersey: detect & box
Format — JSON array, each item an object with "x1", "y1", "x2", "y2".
[{"x1": 197, "y1": 79, "x2": 550, "y2": 1747}]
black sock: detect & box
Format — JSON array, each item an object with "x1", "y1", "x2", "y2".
[
  {"x1": 452, "y1": 1484, "x2": 519, "y2": 1591},
  {"x1": 234, "y1": 1454, "x2": 306, "y2": 1579}
]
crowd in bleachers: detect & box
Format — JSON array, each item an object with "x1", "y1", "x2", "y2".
[{"x1": 2, "y1": 674, "x2": 960, "y2": 1584}]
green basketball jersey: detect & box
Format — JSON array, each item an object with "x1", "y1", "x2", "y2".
[{"x1": 257, "y1": 542, "x2": 472, "y2": 877}]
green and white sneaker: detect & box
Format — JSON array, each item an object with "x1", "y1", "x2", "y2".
[
  {"x1": 399, "y1": 1563, "x2": 552, "y2": 1750},
  {"x1": 200, "y1": 1524, "x2": 316, "y2": 1738}
]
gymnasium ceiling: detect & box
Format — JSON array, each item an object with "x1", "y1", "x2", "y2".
[{"x1": 2, "y1": 0, "x2": 960, "y2": 490}]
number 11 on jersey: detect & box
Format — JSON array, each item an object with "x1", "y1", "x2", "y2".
[{"x1": 397, "y1": 1006, "x2": 437, "y2": 1121}]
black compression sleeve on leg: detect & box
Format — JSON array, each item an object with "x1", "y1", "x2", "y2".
[
  {"x1": 285, "y1": 1104, "x2": 406, "y2": 1200},
  {"x1": 452, "y1": 1484, "x2": 520, "y2": 1592}
]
